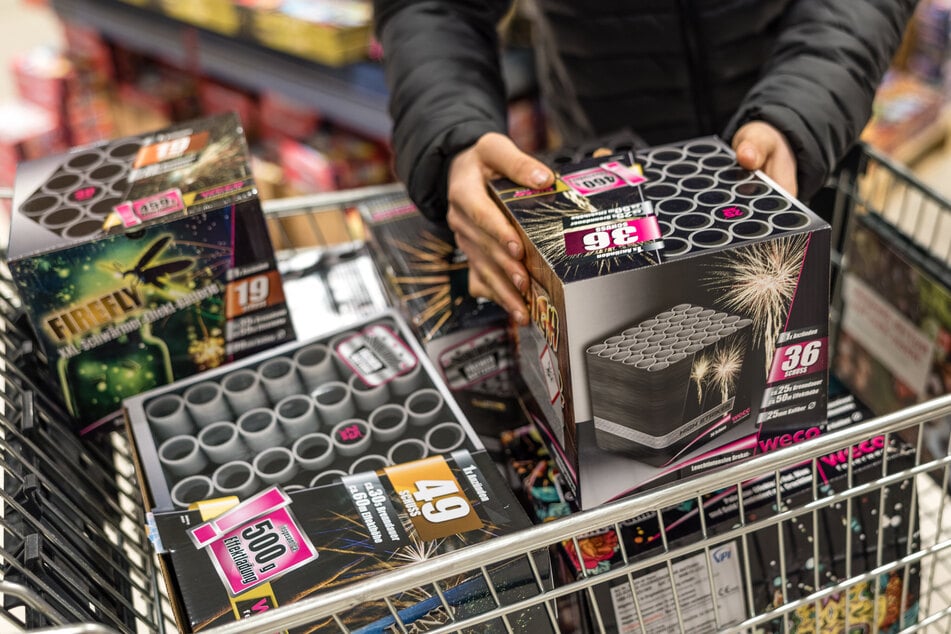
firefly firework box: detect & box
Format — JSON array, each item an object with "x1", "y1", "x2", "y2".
[
  {"x1": 149, "y1": 454, "x2": 553, "y2": 633},
  {"x1": 490, "y1": 137, "x2": 831, "y2": 509},
  {"x1": 7, "y1": 113, "x2": 296, "y2": 433}
]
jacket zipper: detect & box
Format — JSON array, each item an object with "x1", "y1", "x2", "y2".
[{"x1": 676, "y1": 0, "x2": 715, "y2": 135}]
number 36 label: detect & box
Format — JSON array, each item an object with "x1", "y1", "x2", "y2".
[
  {"x1": 385, "y1": 456, "x2": 483, "y2": 540},
  {"x1": 769, "y1": 338, "x2": 827, "y2": 383}
]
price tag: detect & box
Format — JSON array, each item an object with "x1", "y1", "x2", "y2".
[{"x1": 385, "y1": 456, "x2": 483, "y2": 541}]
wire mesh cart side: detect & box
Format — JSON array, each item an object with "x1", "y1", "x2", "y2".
[{"x1": 0, "y1": 144, "x2": 949, "y2": 634}]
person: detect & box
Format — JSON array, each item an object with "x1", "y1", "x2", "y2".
[{"x1": 372, "y1": 0, "x2": 918, "y2": 325}]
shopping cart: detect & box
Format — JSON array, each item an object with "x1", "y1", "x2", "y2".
[{"x1": 1, "y1": 144, "x2": 950, "y2": 634}]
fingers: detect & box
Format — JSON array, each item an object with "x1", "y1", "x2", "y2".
[
  {"x1": 447, "y1": 134, "x2": 536, "y2": 325},
  {"x1": 448, "y1": 146, "x2": 525, "y2": 260},
  {"x1": 458, "y1": 233, "x2": 529, "y2": 325},
  {"x1": 732, "y1": 121, "x2": 798, "y2": 197},
  {"x1": 476, "y1": 132, "x2": 554, "y2": 190}
]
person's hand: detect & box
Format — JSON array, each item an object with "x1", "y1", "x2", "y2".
[
  {"x1": 446, "y1": 132, "x2": 553, "y2": 326},
  {"x1": 732, "y1": 121, "x2": 798, "y2": 198}
]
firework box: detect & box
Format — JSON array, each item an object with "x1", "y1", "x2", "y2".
[
  {"x1": 124, "y1": 311, "x2": 501, "y2": 513},
  {"x1": 574, "y1": 384, "x2": 919, "y2": 633},
  {"x1": 7, "y1": 113, "x2": 296, "y2": 434},
  {"x1": 833, "y1": 210, "x2": 951, "y2": 417},
  {"x1": 490, "y1": 136, "x2": 831, "y2": 509},
  {"x1": 359, "y1": 192, "x2": 522, "y2": 450},
  {"x1": 149, "y1": 451, "x2": 553, "y2": 633}
]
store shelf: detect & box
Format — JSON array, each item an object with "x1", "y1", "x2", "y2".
[{"x1": 49, "y1": 0, "x2": 393, "y2": 140}]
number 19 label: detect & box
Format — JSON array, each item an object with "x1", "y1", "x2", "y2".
[{"x1": 225, "y1": 270, "x2": 285, "y2": 318}]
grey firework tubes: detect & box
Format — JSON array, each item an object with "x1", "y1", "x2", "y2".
[
  {"x1": 171, "y1": 475, "x2": 215, "y2": 509},
  {"x1": 158, "y1": 434, "x2": 208, "y2": 479},
  {"x1": 146, "y1": 394, "x2": 195, "y2": 440},
  {"x1": 198, "y1": 421, "x2": 249, "y2": 464},
  {"x1": 586, "y1": 303, "x2": 752, "y2": 463},
  {"x1": 212, "y1": 461, "x2": 260, "y2": 499},
  {"x1": 258, "y1": 356, "x2": 304, "y2": 405},
  {"x1": 253, "y1": 447, "x2": 299, "y2": 485},
  {"x1": 275, "y1": 394, "x2": 321, "y2": 440},
  {"x1": 236, "y1": 407, "x2": 286, "y2": 452},
  {"x1": 183, "y1": 381, "x2": 233, "y2": 428},
  {"x1": 221, "y1": 368, "x2": 270, "y2": 412}
]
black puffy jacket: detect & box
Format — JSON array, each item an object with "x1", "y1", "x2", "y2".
[{"x1": 374, "y1": 0, "x2": 917, "y2": 220}]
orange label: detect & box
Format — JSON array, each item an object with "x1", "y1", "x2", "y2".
[
  {"x1": 134, "y1": 131, "x2": 210, "y2": 169},
  {"x1": 225, "y1": 270, "x2": 286, "y2": 319},
  {"x1": 384, "y1": 457, "x2": 482, "y2": 541}
]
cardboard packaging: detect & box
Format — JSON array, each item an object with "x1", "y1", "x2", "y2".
[
  {"x1": 834, "y1": 210, "x2": 951, "y2": 416},
  {"x1": 125, "y1": 311, "x2": 493, "y2": 512},
  {"x1": 8, "y1": 113, "x2": 296, "y2": 433},
  {"x1": 360, "y1": 194, "x2": 522, "y2": 452},
  {"x1": 127, "y1": 311, "x2": 552, "y2": 632},
  {"x1": 529, "y1": 382, "x2": 918, "y2": 633},
  {"x1": 150, "y1": 463, "x2": 552, "y2": 633},
  {"x1": 491, "y1": 137, "x2": 831, "y2": 508}
]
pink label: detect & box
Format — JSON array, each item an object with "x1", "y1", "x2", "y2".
[
  {"x1": 768, "y1": 338, "x2": 827, "y2": 383},
  {"x1": 207, "y1": 507, "x2": 317, "y2": 596},
  {"x1": 563, "y1": 166, "x2": 627, "y2": 195},
  {"x1": 190, "y1": 487, "x2": 290, "y2": 548},
  {"x1": 112, "y1": 202, "x2": 141, "y2": 227},
  {"x1": 600, "y1": 161, "x2": 647, "y2": 187},
  {"x1": 131, "y1": 188, "x2": 185, "y2": 223},
  {"x1": 563, "y1": 216, "x2": 662, "y2": 255}
]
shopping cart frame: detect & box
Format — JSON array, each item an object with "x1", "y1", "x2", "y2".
[{"x1": 1, "y1": 142, "x2": 950, "y2": 633}]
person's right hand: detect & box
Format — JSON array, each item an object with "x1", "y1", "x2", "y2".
[{"x1": 446, "y1": 132, "x2": 554, "y2": 326}]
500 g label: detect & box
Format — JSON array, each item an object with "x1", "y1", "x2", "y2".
[{"x1": 207, "y1": 506, "x2": 316, "y2": 596}]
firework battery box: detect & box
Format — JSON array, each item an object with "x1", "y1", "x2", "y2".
[
  {"x1": 834, "y1": 210, "x2": 951, "y2": 417},
  {"x1": 133, "y1": 312, "x2": 553, "y2": 632},
  {"x1": 124, "y1": 310, "x2": 506, "y2": 514},
  {"x1": 359, "y1": 193, "x2": 522, "y2": 448},
  {"x1": 567, "y1": 383, "x2": 918, "y2": 633},
  {"x1": 149, "y1": 460, "x2": 552, "y2": 633},
  {"x1": 490, "y1": 136, "x2": 831, "y2": 509},
  {"x1": 7, "y1": 113, "x2": 296, "y2": 434}
]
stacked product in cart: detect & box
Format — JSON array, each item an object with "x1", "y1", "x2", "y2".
[
  {"x1": 504, "y1": 381, "x2": 919, "y2": 633},
  {"x1": 0, "y1": 268, "x2": 165, "y2": 631},
  {"x1": 360, "y1": 192, "x2": 521, "y2": 451},
  {"x1": 492, "y1": 136, "x2": 832, "y2": 508},
  {"x1": 834, "y1": 208, "x2": 950, "y2": 416},
  {"x1": 6, "y1": 113, "x2": 296, "y2": 433},
  {"x1": 127, "y1": 310, "x2": 554, "y2": 632}
]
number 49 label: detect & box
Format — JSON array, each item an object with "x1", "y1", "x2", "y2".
[{"x1": 385, "y1": 456, "x2": 483, "y2": 541}]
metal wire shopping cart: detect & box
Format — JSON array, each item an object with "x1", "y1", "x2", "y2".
[{"x1": 1, "y1": 144, "x2": 951, "y2": 634}]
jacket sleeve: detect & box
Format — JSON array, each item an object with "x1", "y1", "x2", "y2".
[
  {"x1": 723, "y1": 0, "x2": 919, "y2": 200},
  {"x1": 374, "y1": 0, "x2": 513, "y2": 220}
]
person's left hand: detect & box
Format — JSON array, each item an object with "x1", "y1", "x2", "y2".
[{"x1": 732, "y1": 121, "x2": 798, "y2": 198}]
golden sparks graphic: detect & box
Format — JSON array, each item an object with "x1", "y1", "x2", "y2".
[
  {"x1": 705, "y1": 235, "x2": 808, "y2": 376},
  {"x1": 691, "y1": 354, "x2": 711, "y2": 405},
  {"x1": 711, "y1": 340, "x2": 744, "y2": 402}
]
